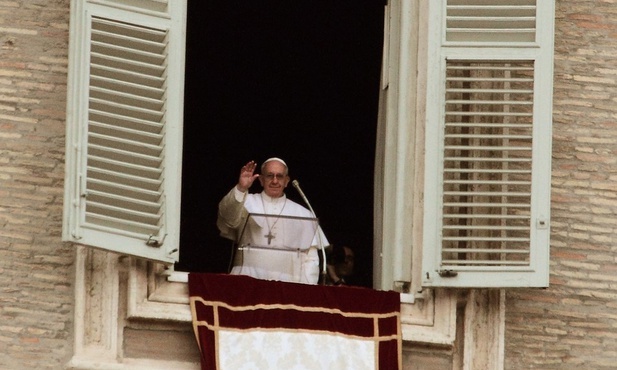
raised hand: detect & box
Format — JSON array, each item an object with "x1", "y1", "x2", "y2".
[{"x1": 236, "y1": 160, "x2": 260, "y2": 193}]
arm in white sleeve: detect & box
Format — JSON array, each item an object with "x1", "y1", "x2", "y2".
[{"x1": 216, "y1": 187, "x2": 249, "y2": 241}]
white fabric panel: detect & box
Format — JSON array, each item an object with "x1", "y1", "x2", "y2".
[{"x1": 218, "y1": 330, "x2": 375, "y2": 370}]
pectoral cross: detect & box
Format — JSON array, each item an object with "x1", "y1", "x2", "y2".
[{"x1": 265, "y1": 231, "x2": 275, "y2": 245}]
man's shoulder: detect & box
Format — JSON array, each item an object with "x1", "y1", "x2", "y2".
[
  {"x1": 243, "y1": 192, "x2": 262, "y2": 207},
  {"x1": 245, "y1": 192, "x2": 260, "y2": 200},
  {"x1": 283, "y1": 198, "x2": 312, "y2": 216}
]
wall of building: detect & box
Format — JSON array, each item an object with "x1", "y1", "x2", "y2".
[
  {"x1": 505, "y1": 1, "x2": 617, "y2": 369},
  {"x1": 3, "y1": 0, "x2": 617, "y2": 369},
  {"x1": 0, "y1": 0, "x2": 74, "y2": 368}
]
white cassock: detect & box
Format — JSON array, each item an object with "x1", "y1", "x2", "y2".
[{"x1": 217, "y1": 187, "x2": 329, "y2": 284}]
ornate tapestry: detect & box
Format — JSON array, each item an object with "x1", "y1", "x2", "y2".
[{"x1": 189, "y1": 273, "x2": 401, "y2": 370}]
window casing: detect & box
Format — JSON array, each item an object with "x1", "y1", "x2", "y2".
[
  {"x1": 63, "y1": 2, "x2": 555, "y2": 356},
  {"x1": 64, "y1": 1, "x2": 554, "y2": 287}
]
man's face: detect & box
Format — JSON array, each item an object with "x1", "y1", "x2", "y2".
[
  {"x1": 335, "y1": 247, "x2": 355, "y2": 277},
  {"x1": 259, "y1": 161, "x2": 289, "y2": 198}
]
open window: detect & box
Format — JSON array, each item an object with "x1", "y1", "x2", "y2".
[
  {"x1": 64, "y1": 0, "x2": 554, "y2": 310},
  {"x1": 64, "y1": 0, "x2": 385, "y2": 286}
]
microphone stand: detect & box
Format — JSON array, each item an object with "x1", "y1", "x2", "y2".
[{"x1": 292, "y1": 180, "x2": 327, "y2": 285}]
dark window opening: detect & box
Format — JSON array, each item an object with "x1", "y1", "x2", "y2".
[{"x1": 178, "y1": 0, "x2": 386, "y2": 288}]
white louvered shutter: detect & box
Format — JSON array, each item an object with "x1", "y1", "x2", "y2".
[
  {"x1": 63, "y1": 0, "x2": 186, "y2": 263},
  {"x1": 422, "y1": 0, "x2": 554, "y2": 287}
]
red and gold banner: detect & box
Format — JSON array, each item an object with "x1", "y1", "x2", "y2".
[{"x1": 189, "y1": 273, "x2": 401, "y2": 370}]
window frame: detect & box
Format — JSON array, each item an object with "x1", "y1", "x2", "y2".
[{"x1": 64, "y1": 1, "x2": 555, "y2": 353}]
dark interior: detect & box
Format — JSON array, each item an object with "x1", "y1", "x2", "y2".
[{"x1": 178, "y1": 0, "x2": 386, "y2": 287}]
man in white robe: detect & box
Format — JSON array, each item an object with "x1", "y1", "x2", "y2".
[{"x1": 217, "y1": 158, "x2": 329, "y2": 284}]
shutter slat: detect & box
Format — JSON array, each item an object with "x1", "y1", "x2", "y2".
[
  {"x1": 88, "y1": 189, "x2": 162, "y2": 211},
  {"x1": 446, "y1": 123, "x2": 533, "y2": 128},
  {"x1": 443, "y1": 202, "x2": 531, "y2": 208},
  {"x1": 92, "y1": 28, "x2": 167, "y2": 53},
  {"x1": 88, "y1": 167, "x2": 162, "y2": 190},
  {"x1": 444, "y1": 191, "x2": 530, "y2": 197},
  {"x1": 444, "y1": 168, "x2": 532, "y2": 174},
  {"x1": 446, "y1": 1, "x2": 537, "y2": 43},
  {"x1": 445, "y1": 112, "x2": 532, "y2": 117},
  {"x1": 90, "y1": 109, "x2": 163, "y2": 133},
  {"x1": 90, "y1": 121, "x2": 163, "y2": 146},
  {"x1": 444, "y1": 145, "x2": 531, "y2": 151},
  {"x1": 85, "y1": 212, "x2": 161, "y2": 234},
  {"x1": 88, "y1": 154, "x2": 163, "y2": 176},
  {"x1": 441, "y1": 261, "x2": 530, "y2": 266},
  {"x1": 447, "y1": 77, "x2": 534, "y2": 82},
  {"x1": 92, "y1": 17, "x2": 168, "y2": 41},
  {"x1": 90, "y1": 73, "x2": 165, "y2": 99},
  {"x1": 90, "y1": 51, "x2": 166, "y2": 75},
  {"x1": 442, "y1": 248, "x2": 529, "y2": 253},
  {"x1": 91, "y1": 40, "x2": 166, "y2": 66},
  {"x1": 90, "y1": 97, "x2": 164, "y2": 122},
  {"x1": 448, "y1": 65, "x2": 534, "y2": 71},
  {"x1": 446, "y1": 88, "x2": 534, "y2": 94},
  {"x1": 446, "y1": 100, "x2": 533, "y2": 106},
  {"x1": 443, "y1": 214, "x2": 531, "y2": 220},
  {"x1": 444, "y1": 157, "x2": 532, "y2": 163},
  {"x1": 88, "y1": 177, "x2": 162, "y2": 199},
  {"x1": 445, "y1": 134, "x2": 532, "y2": 139},
  {"x1": 90, "y1": 67, "x2": 165, "y2": 93},
  {"x1": 444, "y1": 237, "x2": 529, "y2": 242},
  {"x1": 447, "y1": 16, "x2": 536, "y2": 22},
  {"x1": 444, "y1": 180, "x2": 532, "y2": 186},
  {"x1": 443, "y1": 225, "x2": 529, "y2": 231},
  {"x1": 90, "y1": 86, "x2": 164, "y2": 112},
  {"x1": 447, "y1": 5, "x2": 536, "y2": 12},
  {"x1": 447, "y1": 29, "x2": 535, "y2": 34},
  {"x1": 88, "y1": 139, "x2": 162, "y2": 162},
  {"x1": 98, "y1": 0, "x2": 170, "y2": 14}
]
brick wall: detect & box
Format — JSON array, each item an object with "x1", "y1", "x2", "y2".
[
  {"x1": 505, "y1": 1, "x2": 617, "y2": 368},
  {"x1": 2, "y1": 0, "x2": 617, "y2": 369},
  {"x1": 0, "y1": 1, "x2": 73, "y2": 368}
]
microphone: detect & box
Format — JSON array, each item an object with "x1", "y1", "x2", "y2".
[
  {"x1": 292, "y1": 180, "x2": 312, "y2": 213},
  {"x1": 292, "y1": 179, "x2": 328, "y2": 283}
]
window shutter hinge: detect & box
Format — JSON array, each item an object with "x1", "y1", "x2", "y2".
[
  {"x1": 438, "y1": 269, "x2": 458, "y2": 278},
  {"x1": 393, "y1": 281, "x2": 427, "y2": 304},
  {"x1": 393, "y1": 280, "x2": 411, "y2": 293},
  {"x1": 146, "y1": 233, "x2": 167, "y2": 247},
  {"x1": 71, "y1": 230, "x2": 82, "y2": 240}
]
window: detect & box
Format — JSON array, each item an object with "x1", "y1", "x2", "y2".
[
  {"x1": 65, "y1": 0, "x2": 385, "y2": 288},
  {"x1": 63, "y1": 0, "x2": 554, "y2": 300}
]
